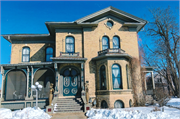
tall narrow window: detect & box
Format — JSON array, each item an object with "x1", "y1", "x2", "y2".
[
  {"x1": 126, "y1": 65, "x2": 129, "y2": 89},
  {"x1": 102, "y1": 36, "x2": 109, "y2": 50},
  {"x1": 66, "y1": 36, "x2": 75, "y2": 53},
  {"x1": 22, "y1": 47, "x2": 30, "y2": 62},
  {"x1": 100, "y1": 65, "x2": 106, "y2": 90},
  {"x1": 113, "y1": 36, "x2": 120, "y2": 48},
  {"x1": 46, "y1": 47, "x2": 53, "y2": 62},
  {"x1": 112, "y1": 64, "x2": 122, "y2": 89}
]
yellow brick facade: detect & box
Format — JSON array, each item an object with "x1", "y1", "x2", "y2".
[
  {"x1": 11, "y1": 43, "x2": 54, "y2": 64},
  {"x1": 3, "y1": 7, "x2": 147, "y2": 110}
]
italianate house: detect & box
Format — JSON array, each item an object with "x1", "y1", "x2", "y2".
[{"x1": 0, "y1": 6, "x2": 148, "y2": 112}]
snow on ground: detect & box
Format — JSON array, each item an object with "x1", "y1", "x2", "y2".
[
  {"x1": 86, "y1": 106, "x2": 180, "y2": 119},
  {"x1": 166, "y1": 98, "x2": 180, "y2": 108},
  {"x1": 0, "y1": 107, "x2": 51, "y2": 119}
]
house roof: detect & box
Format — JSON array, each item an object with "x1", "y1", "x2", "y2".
[
  {"x1": 2, "y1": 34, "x2": 52, "y2": 43},
  {"x1": 76, "y1": 6, "x2": 147, "y2": 24},
  {"x1": 2, "y1": 6, "x2": 147, "y2": 42}
]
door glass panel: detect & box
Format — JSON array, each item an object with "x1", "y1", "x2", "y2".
[{"x1": 63, "y1": 68, "x2": 79, "y2": 96}]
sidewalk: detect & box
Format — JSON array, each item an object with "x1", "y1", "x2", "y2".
[{"x1": 50, "y1": 112, "x2": 87, "y2": 119}]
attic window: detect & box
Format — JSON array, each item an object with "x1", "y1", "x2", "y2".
[{"x1": 106, "y1": 21, "x2": 113, "y2": 28}]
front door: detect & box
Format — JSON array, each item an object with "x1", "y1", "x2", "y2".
[{"x1": 63, "y1": 68, "x2": 78, "y2": 96}]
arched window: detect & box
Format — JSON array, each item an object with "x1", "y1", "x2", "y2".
[
  {"x1": 66, "y1": 36, "x2": 75, "y2": 53},
  {"x1": 112, "y1": 64, "x2": 122, "y2": 89},
  {"x1": 114, "y1": 100, "x2": 124, "y2": 108},
  {"x1": 100, "y1": 65, "x2": 106, "y2": 90},
  {"x1": 102, "y1": 36, "x2": 109, "y2": 50},
  {"x1": 22, "y1": 47, "x2": 30, "y2": 62},
  {"x1": 113, "y1": 36, "x2": 120, "y2": 48},
  {"x1": 126, "y1": 65, "x2": 129, "y2": 89},
  {"x1": 5, "y1": 70, "x2": 26, "y2": 100},
  {"x1": 46, "y1": 47, "x2": 53, "y2": 62},
  {"x1": 129, "y1": 99, "x2": 132, "y2": 107},
  {"x1": 101, "y1": 100, "x2": 108, "y2": 108}
]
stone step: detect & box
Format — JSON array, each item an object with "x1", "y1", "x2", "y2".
[
  {"x1": 54, "y1": 110, "x2": 83, "y2": 113},
  {"x1": 55, "y1": 106, "x2": 82, "y2": 109},
  {"x1": 54, "y1": 98, "x2": 83, "y2": 113},
  {"x1": 55, "y1": 103, "x2": 81, "y2": 106},
  {"x1": 56, "y1": 100, "x2": 81, "y2": 103},
  {"x1": 56, "y1": 102, "x2": 80, "y2": 104},
  {"x1": 56, "y1": 100, "x2": 82, "y2": 102},
  {"x1": 55, "y1": 107, "x2": 82, "y2": 110}
]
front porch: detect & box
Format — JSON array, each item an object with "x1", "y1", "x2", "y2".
[{"x1": 0, "y1": 53, "x2": 88, "y2": 112}]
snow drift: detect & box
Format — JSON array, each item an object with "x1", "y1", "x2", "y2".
[
  {"x1": 86, "y1": 107, "x2": 180, "y2": 119},
  {"x1": 0, "y1": 107, "x2": 51, "y2": 119}
]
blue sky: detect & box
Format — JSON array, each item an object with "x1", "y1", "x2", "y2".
[{"x1": 0, "y1": 1, "x2": 179, "y2": 89}]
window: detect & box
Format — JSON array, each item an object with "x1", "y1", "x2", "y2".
[
  {"x1": 113, "y1": 36, "x2": 120, "y2": 48},
  {"x1": 126, "y1": 65, "x2": 129, "y2": 89},
  {"x1": 112, "y1": 64, "x2": 122, "y2": 89},
  {"x1": 22, "y1": 47, "x2": 30, "y2": 62},
  {"x1": 102, "y1": 36, "x2": 109, "y2": 50},
  {"x1": 129, "y1": 99, "x2": 132, "y2": 107},
  {"x1": 114, "y1": 100, "x2": 124, "y2": 108},
  {"x1": 66, "y1": 36, "x2": 75, "y2": 53},
  {"x1": 101, "y1": 100, "x2": 108, "y2": 108},
  {"x1": 100, "y1": 65, "x2": 106, "y2": 90},
  {"x1": 106, "y1": 21, "x2": 114, "y2": 28},
  {"x1": 46, "y1": 47, "x2": 53, "y2": 62}
]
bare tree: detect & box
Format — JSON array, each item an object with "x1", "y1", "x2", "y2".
[{"x1": 144, "y1": 7, "x2": 180, "y2": 97}]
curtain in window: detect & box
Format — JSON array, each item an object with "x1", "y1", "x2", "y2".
[
  {"x1": 5, "y1": 70, "x2": 26, "y2": 100},
  {"x1": 113, "y1": 36, "x2": 120, "y2": 48},
  {"x1": 22, "y1": 47, "x2": 30, "y2": 62},
  {"x1": 46, "y1": 47, "x2": 53, "y2": 62},
  {"x1": 112, "y1": 64, "x2": 122, "y2": 89},
  {"x1": 102, "y1": 36, "x2": 109, "y2": 50},
  {"x1": 66, "y1": 36, "x2": 75, "y2": 53}
]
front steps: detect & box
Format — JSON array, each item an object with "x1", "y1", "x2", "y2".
[{"x1": 54, "y1": 98, "x2": 84, "y2": 113}]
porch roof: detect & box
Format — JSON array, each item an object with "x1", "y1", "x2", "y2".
[{"x1": 51, "y1": 57, "x2": 87, "y2": 63}]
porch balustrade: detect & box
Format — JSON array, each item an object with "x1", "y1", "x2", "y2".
[
  {"x1": 60, "y1": 52, "x2": 79, "y2": 57},
  {"x1": 98, "y1": 48, "x2": 125, "y2": 56}
]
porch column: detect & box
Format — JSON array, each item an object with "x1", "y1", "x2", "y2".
[
  {"x1": 144, "y1": 72, "x2": 147, "y2": 90},
  {"x1": 25, "y1": 66, "x2": 30, "y2": 100},
  {"x1": 151, "y1": 71, "x2": 155, "y2": 89},
  {"x1": 30, "y1": 66, "x2": 34, "y2": 99},
  {"x1": 81, "y1": 63, "x2": 86, "y2": 104},
  {"x1": 81, "y1": 63, "x2": 85, "y2": 91},
  {"x1": 54, "y1": 63, "x2": 59, "y2": 94},
  {"x1": 1, "y1": 66, "x2": 5, "y2": 101}
]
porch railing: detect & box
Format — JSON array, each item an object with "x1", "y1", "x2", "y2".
[
  {"x1": 60, "y1": 52, "x2": 80, "y2": 57},
  {"x1": 98, "y1": 48, "x2": 125, "y2": 56}
]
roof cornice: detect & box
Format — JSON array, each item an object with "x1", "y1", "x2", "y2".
[{"x1": 76, "y1": 6, "x2": 147, "y2": 24}]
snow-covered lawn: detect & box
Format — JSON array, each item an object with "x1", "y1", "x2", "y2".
[
  {"x1": 166, "y1": 98, "x2": 180, "y2": 108},
  {"x1": 0, "y1": 107, "x2": 51, "y2": 119},
  {"x1": 86, "y1": 106, "x2": 180, "y2": 119}
]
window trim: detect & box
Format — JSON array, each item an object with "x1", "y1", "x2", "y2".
[
  {"x1": 22, "y1": 47, "x2": 30, "y2": 62},
  {"x1": 65, "y1": 36, "x2": 75, "y2": 53}
]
